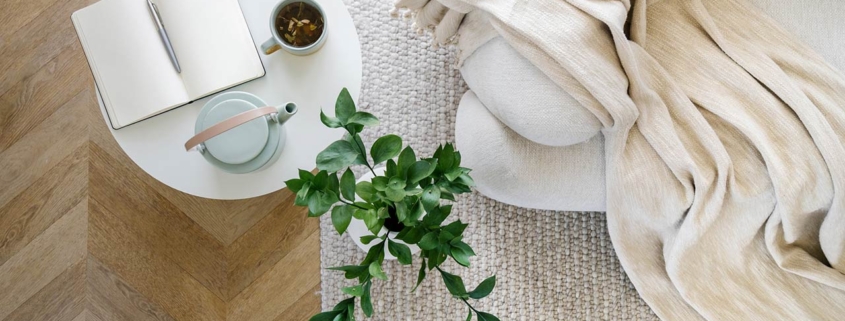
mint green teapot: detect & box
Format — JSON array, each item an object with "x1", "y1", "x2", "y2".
[{"x1": 184, "y1": 91, "x2": 297, "y2": 174}]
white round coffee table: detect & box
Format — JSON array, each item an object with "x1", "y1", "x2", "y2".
[{"x1": 96, "y1": 0, "x2": 362, "y2": 200}]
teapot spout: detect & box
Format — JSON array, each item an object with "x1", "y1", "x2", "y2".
[{"x1": 276, "y1": 102, "x2": 298, "y2": 124}]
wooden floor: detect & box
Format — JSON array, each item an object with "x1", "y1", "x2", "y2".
[{"x1": 0, "y1": 0, "x2": 322, "y2": 320}]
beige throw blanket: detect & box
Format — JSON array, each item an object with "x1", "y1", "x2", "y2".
[{"x1": 397, "y1": 0, "x2": 845, "y2": 319}]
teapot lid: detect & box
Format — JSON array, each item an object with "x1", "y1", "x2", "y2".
[{"x1": 201, "y1": 99, "x2": 270, "y2": 165}]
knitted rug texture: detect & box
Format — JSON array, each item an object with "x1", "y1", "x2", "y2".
[{"x1": 319, "y1": 1, "x2": 656, "y2": 319}]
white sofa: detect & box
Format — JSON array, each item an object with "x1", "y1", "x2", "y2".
[{"x1": 455, "y1": 0, "x2": 845, "y2": 212}]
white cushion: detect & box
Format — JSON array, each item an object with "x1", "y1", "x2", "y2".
[
  {"x1": 455, "y1": 91, "x2": 607, "y2": 211},
  {"x1": 460, "y1": 37, "x2": 602, "y2": 147}
]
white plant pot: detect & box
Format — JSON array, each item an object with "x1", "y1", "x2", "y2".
[{"x1": 346, "y1": 167, "x2": 421, "y2": 260}]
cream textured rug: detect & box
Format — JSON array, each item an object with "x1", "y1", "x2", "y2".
[{"x1": 319, "y1": 0, "x2": 656, "y2": 319}]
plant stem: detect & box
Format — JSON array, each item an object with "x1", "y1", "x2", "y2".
[
  {"x1": 338, "y1": 199, "x2": 368, "y2": 210},
  {"x1": 344, "y1": 127, "x2": 377, "y2": 177},
  {"x1": 461, "y1": 298, "x2": 479, "y2": 313}
]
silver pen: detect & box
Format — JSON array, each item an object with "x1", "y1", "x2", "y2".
[{"x1": 147, "y1": 0, "x2": 181, "y2": 73}]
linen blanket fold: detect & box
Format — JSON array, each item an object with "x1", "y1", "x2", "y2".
[{"x1": 397, "y1": 0, "x2": 845, "y2": 319}]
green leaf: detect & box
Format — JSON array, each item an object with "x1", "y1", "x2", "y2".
[
  {"x1": 295, "y1": 182, "x2": 311, "y2": 206},
  {"x1": 439, "y1": 230, "x2": 456, "y2": 243},
  {"x1": 355, "y1": 182, "x2": 376, "y2": 203},
  {"x1": 385, "y1": 159, "x2": 397, "y2": 177},
  {"x1": 335, "y1": 87, "x2": 356, "y2": 123},
  {"x1": 394, "y1": 201, "x2": 408, "y2": 222},
  {"x1": 398, "y1": 226, "x2": 425, "y2": 244},
  {"x1": 360, "y1": 235, "x2": 379, "y2": 245},
  {"x1": 327, "y1": 265, "x2": 368, "y2": 279},
  {"x1": 376, "y1": 207, "x2": 389, "y2": 219},
  {"x1": 342, "y1": 284, "x2": 364, "y2": 297},
  {"x1": 362, "y1": 241, "x2": 384, "y2": 266},
  {"x1": 361, "y1": 281, "x2": 373, "y2": 317},
  {"x1": 346, "y1": 303, "x2": 355, "y2": 321},
  {"x1": 443, "y1": 221, "x2": 469, "y2": 238},
  {"x1": 384, "y1": 187, "x2": 405, "y2": 202},
  {"x1": 299, "y1": 169, "x2": 315, "y2": 180},
  {"x1": 309, "y1": 310, "x2": 342, "y2": 321},
  {"x1": 372, "y1": 176, "x2": 388, "y2": 191},
  {"x1": 340, "y1": 169, "x2": 356, "y2": 201},
  {"x1": 457, "y1": 173, "x2": 476, "y2": 188},
  {"x1": 476, "y1": 312, "x2": 500, "y2": 321},
  {"x1": 331, "y1": 205, "x2": 353, "y2": 235},
  {"x1": 439, "y1": 269, "x2": 467, "y2": 297},
  {"x1": 412, "y1": 258, "x2": 426, "y2": 292},
  {"x1": 316, "y1": 140, "x2": 359, "y2": 172},
  {"x1": 418, "y1": 232, "x2": 438, "y2": 251},
  {"x1": 408, "y1": 201, "x2": 425, "y2": 224},
  {"x1": 284, "y1": 179, "x2": 304, "y2": 193},
  {"x1": 348, "y1": 112, "x2": 379, "y2": 126},
  {"x1": 388, "y1": 176, "x2": 405, "y2": 190},
  {"x1": 407, "y1": 160, "x2": 437, "y2": 184},
  {"x1": 397, "y1": 146, "x2": 416, "y2": 177},
  {"x1": 352, "y1": 209, "x2": 367, "y2": 220},
  {"x1": 320, "y1": 110, "x2": 343, "y2": 128},
  {"x1": 369, "y1": 262, "x2": 388, "y2": 280},
  {"x1": 387, "y1": 240, "x2": 412, "y2": 265},
  {"x1": 345, "y1": 123, "x2": 364, "y2": 136},
  {"x1": 308, "y1": 190, "x2": 338, "y2": 216},
  {"x1": 468, "y1": 275, "x2": 496, "y2": 299},
  {"x1": 313, "y1": 170, "x2": 328, "y2": 190},
  {"x1": 423, "y1": 205, "x2": 452, "y2": 227},
  {"x1": 363, "y1": 210, "x2": 381, "y2": 234},
  {"x1": 346, "y1": 134, "x2": 368, "y2": 165},
  {"x1": 327, "y1": 172, "x2": 340, "y2": 195},
  {"x1": 450, "y1": 245, "x2": 471, "y2": 267},
  {"x1": 441, "y1": 191, "x2": 456, "y2": 201},
  {"x1": 333, "y1": 297, "x2": 355, "y2": 311},
  {"x1": 436, "y1": 143, "x2": 456, "y2": 172},
  {"x1": 466, "y1": 308, "x2": 473, "y2": 321},
  {"x1": 451, "y1": 241, "x2": 476, "y2": 257},
  {"x1": 370, "y1": 135, "x2": 403, "y2": 165},
  {"x1": 445, "y1": 167, "x2": 463, "y2": 182},
  {"x1": 421, "y1": 185, "x2": 440, "y2": 212}
]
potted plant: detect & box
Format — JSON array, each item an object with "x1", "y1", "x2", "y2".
[{"x1": 284, "y1": 88, "x2": 499, "y2": 321}]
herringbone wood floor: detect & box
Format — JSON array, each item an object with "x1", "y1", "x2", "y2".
[{"x1": 0, "y1": 0, "x2": 322, "y2": 319}]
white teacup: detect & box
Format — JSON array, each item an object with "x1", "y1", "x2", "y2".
[{"x1": 261, "y1": 0, "x2": 328, "y2": 56}]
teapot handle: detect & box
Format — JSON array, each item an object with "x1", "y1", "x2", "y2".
[{"x1": 184, "y1": 106, "x2": 278, "y2": 152}]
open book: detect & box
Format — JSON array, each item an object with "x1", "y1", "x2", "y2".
[{"x1": 72, "y1": 0, "x2": 265, "y2": 129}]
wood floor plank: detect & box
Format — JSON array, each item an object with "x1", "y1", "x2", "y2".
[
  {"x1": 0, "y1": 0, "x2": 57, "y2": 41},
  {"x1": 71, "y1": 310, "x2": 100, "y2": 321},
  {"x1": 89, "y1": 143, "x2": 228, "y2": 300},
  {"x1": 0, "y1": 200, "x2": 86, "y2": 320},
  {"x1": 226, "y1": 190, "x2": 316, "y2": 299},
  {"x1": 228, "y1": 230, "x2": 321, "y2": 321},
  {"x1": 0, "y1": 43, "x2": 88, "y2": 153},
  {"x1": 226, "y1": 192, "x2": 290, "y2": 246},
  {"x1": 88, "y1": 198, "x2": 226, "y2": 321},
  {"x1": 4, "y1": 258, "x2": 86, "y2": 321},
  {"x1": 0, "y1": 0, "x2": 96, "y2": 97},
  {"x1": 86, "y1": 256, "x2": 175, "y2": 321},
  {"x1": 85, "y1": 103, "x2": 240, "y2": 245},
  {"x1": 71, "y1": 310, "x2": 88, "y2": 321},
  {"x1": 273, "y1": 284, "x2": 322, "y2": 321},
  {"x1": 0, "y1": 145, "x2": 87, "y2": 266},
  {"x1": 0, "y1": 87, "x2": 89, "y2": 208}
]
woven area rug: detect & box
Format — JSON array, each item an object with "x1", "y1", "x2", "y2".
[{"x1": 320, "y1": 1, "x2": 657, "y2": 319}]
